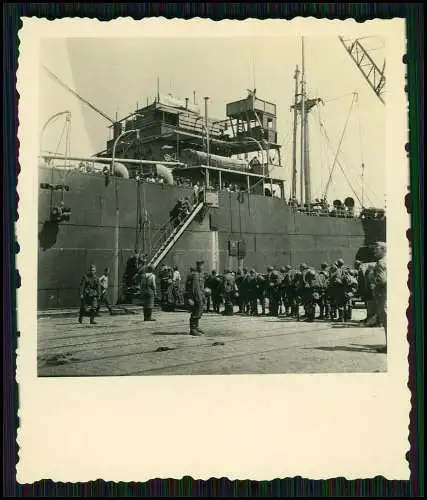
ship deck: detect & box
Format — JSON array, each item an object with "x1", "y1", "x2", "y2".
[{"x1": 37, "y1": 307, "x2": 386, "y2": 377}]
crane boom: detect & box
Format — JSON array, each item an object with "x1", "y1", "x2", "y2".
[
  {"x1": 338, "y1": 37, "x2": 386, "y2": 104},
  {"x1": 42, "y1": 65, "x2": 116, "y2": 123}
]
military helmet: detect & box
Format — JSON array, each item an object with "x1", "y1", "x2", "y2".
[
  {"x1": 267, "y1": 266, "x2": 274, "y2": 272},
  {"x1": 300, "y1": 263, "x2": 308, "y2": 270},
  {"x1": 279, "y1": 266, "x2": 286, "y2": 273},
  {"x1": 336, "y1": 258, "x2": 344, "y2": 266},
  {"x1": 308, "y1": 269, "x2": 316, "y2": 277},
  {"x1": 285, "y1": 264, "x2": 292, "y2": 270},
  {"x1": 321, "y1": 262, "x2": 328, "y2": 269},
  {"x1": 250, "y1": 268, "x2": 256, "y2": 274}
]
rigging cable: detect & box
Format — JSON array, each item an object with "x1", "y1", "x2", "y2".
[
  {"x1": 322, "y1": 93, "x2": 357, "y2": 200},
  {"x1": 315, "y1": 105, "x2": 325, "y2": 197},
  {"x1": 135, "y1": 179, "x2": 141, "y2": 252},
  {"x1": 53, "y1": 118, "x2": 68, "y2": 207},
  {"x1": 356, "y1": 92, "x2": 366, "y2": 207},
  {"x1": 323, "y1": 92, "x2": 355, "y2": 104},
  {"x1": 336, "y1": 149, "x2": 380, "y2": 207},
  {"x1": 319, "y1": 119, "x2": 363, "y2": 207},
  {"x1": 318, "y1": 108, "x2": 379, "y2": 207},
  {"x1": 317, "y1": 106, "x2": 336, "y2": 197}
]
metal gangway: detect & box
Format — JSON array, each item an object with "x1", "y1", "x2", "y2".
[{"x1": 147, "y1": 201, "x2": 205, "y2": 269}]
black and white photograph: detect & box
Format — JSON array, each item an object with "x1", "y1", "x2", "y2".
[
  {"x1": 17, "y1": 17, "x2": 409, "y2": 482},
  {"x1": 36, "y1": 31, "x2": 389, "y2": 377}
]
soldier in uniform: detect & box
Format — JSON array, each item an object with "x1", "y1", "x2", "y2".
[
  {"x1": 205, "y1": 270, "x2": 216, "y2": 313},
  {"x1": 342, "y1": 269, "x2": 359, "y2": 321},
  {"x1": 278, "y1": 267, "x2": 287, "y2": 315},
  {"x1": 79, "y1": 264, "x2": 101, "y2": 324},
  {"x1": 327, "y1": 263, "x2": 339, "y2": 320},
  {"x1": 281, "y1": 265, "x2": 295, "y2": 316},
  {"x1": 256, "y1": 269, "x2": 270, "y2": 316},
  {"x1": 96, "y1": 267, "x2": 113, "y2": 316},
  {"x1": 268, "y1": 268, "x2": 283, "y2": 317},
  {"x1": 330, "y1": 258, "x2": 347, "y2": 321},
  {"x1": 122, "y1": 250, "x2": 142, "y2": 303},
  {"x1": 140, "y1": 264, "x2": 157, "y2": 321},
  {"x1": 294, "y1": 263, "x2": 309, "y2": 320},
  {"x1": 172, "y1": 265, "x2": 183, "y2": 306},
  {"x1": 239, "y1": 267, "x2": 251, "y2": 314},
  {"x1": 246, "y1": 269, "x2": 259, "y2": 316},
  {"x1": 160, "y1": 265, "x2": 175, "y2": 310},
  {"x1": 354, "y1": 260, "x2": 367, "y2": 320},
  {"x1": 184, "y1": 266, "x2": 195, "y2": 307},
  {"x1": 222, "y1": 268, "x2": 236, "y2": 316},
  {"x1": 364, "y1": 264, "x2": 379, "y2": 326},
  {"x1": 235, "y1": 269, "x2": 245, "y2": 314},
  {"x1": 317, "y1": 263, "x2": 330, "y2": 320},
  {"x1": 372, "y1": 242, "x2": 387, "y2": 352},
  {"x1": 209, "y1": 270, "x2": 222, "y2": 314},
  {"x1": 303, "y1": 269, "x2": 321, "y2": 322},
  {"x1": 265, "y1": 266, "x2": 274, "y2": 314},
  {"x1": 187, "y1": 260, "x2": 206, "y2": 336}
]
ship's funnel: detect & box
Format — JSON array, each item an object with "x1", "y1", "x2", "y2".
[{"x1": 155, "y1": 164, "x2": 174, "y2": 185}]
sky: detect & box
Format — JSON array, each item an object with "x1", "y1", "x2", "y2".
[{"x1": 39, "y1": 36, "x2": 386, "y2": 208}]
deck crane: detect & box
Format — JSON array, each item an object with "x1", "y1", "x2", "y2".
[{"x1": 338, "y1": 37, "x2": 386, "y2": 105}]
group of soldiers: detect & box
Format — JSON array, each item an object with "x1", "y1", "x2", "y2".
[
  {"x1": 78, "y1": 265, "x2": 112, "y2": 324},
  {"x1": 189, "y1": 260, "x2": 365, "y2": 323},
  {"x1": 169, "y1": 197, "x2": 194, "y2": 228},
  {"x1": 184, "y1": 242, "x2": 387, "y2": 348},
  {"x1": 79, "y1": 243, "x2": 387, "y2": 350}
]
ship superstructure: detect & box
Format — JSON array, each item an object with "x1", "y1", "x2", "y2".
[{"x1": 37, "y1": 37, "x2": 386, "y2": 309}]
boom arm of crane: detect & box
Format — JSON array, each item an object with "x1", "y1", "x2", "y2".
[{"x1": 338, "y1": 37, "x2": 386, "y2": 105}]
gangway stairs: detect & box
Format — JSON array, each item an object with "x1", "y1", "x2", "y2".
[{"x1": 148, "y1": 201, "x2": 205, "y2": 269}]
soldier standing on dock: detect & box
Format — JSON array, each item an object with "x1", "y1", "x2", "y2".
[
  {"x1": 140, "y1": 265, "x2": 157, "y2": 321},
  {"x1": 188, "y1": 260, "x2": 206, "y2": 336},
  {"x1": 222, "y1": 268, "x2": 236, "y2": 316},
  {"x1": 317, "y1": 263, "x2": 330, "y2": 320},
  {"x1": 372, "y1": 242, "x2": 387, "y2": 352},
  {"x1": 96, "y1": 268, "x2": 113, "y2": 316},
  {"x1": 79, "y1": 264, "x2": 101, "y2": 325}
]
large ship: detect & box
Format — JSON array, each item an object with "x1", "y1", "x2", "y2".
[{"x1": 37, "y1": 38, "x2": 386, "y2": 309}]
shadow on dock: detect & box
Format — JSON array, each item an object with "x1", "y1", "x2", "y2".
[{"x1": 311, "y1": 343, "x2": 386, "y2": 354}]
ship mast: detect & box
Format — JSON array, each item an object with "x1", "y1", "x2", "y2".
[
  {"x1": 291, "y1": 66, "x2": 300, "y2": 201},
  {"x1": 296, "y1": 38, "x2": 322, "y2": 207},
  {"x1": 300, "y1": 38, "x2": 306, "y2": 205}
]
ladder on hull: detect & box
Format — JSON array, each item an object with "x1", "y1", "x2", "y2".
[{"x1": 148, "y1": 201, "x2": 205, "y2": 269}]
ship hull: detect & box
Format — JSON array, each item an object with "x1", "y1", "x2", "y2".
[{"x1": 38, "y1": 167, "x2": 385, "y2": 309}]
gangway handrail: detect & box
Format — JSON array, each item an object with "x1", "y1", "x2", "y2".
[{"x1": 148, "y1": 201, "x2": 205, "y2": 269}]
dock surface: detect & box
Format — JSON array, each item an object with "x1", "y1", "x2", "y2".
[{"x1": 37, "y1": 307, "x2": 387, "y2": 377}]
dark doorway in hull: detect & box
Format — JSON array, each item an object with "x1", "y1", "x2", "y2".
[{"x1": 39, "y1": 220, "x2": 59, "y2": 251}]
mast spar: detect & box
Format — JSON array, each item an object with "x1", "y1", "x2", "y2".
[
  {"x1": 291, "y1": 66, "x2": 300, "y2": 201},
  {"x1": 300, "y1": 38, "x2": 306, "y2": 205},
  {"x1": 295, "y1": 38, "x2": 322, "y2": 207}
]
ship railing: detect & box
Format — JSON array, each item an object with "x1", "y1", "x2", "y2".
[{"x1": 149, "y1": 216, "x2": 181, "y2": 258}]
